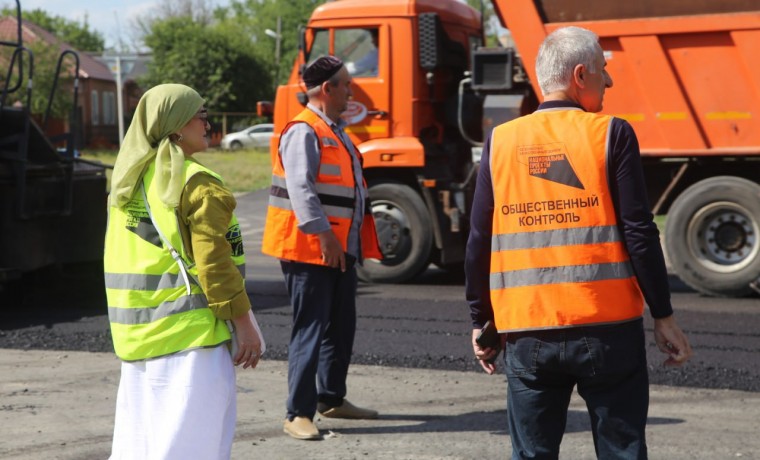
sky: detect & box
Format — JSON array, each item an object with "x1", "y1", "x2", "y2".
[
  {"x1": 3, "y1": 0, "x2": 231, "y2": 50},
  {"x1": 6, "y1": 0, "x2": 503, "y2": 51}
]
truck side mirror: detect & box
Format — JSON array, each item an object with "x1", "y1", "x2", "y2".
[
  {"x1": 298, "y1": 26, "x2": 307, "y2": 77},
  {"x1": 298, "y1": 25, "x2": 306, "y2": 54},
  {"x1": 418, "y1": 13, "x2": 440, "y2": 71}
]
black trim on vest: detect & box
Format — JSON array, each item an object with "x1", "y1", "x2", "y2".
[
  {"x1": 271, "y1": 184, "x2": 289, "y2": 198},
  {"x1": 317, "y1": 194, "x2": 354, "y2": 209},
  {"x1": 271, "y1": 184, "x2": 355, "y2": 209}
]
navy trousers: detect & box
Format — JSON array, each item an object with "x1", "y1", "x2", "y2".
[
  {"x1": 505, "y1": 318, "x2": 649, "y2": 460},
  {"x1": 281, "y1": 260, "x2": 357, "y2": 420}
]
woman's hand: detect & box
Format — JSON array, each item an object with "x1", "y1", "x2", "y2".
[{"x1": 230, "y1": 312, "x2": 263, "y2": 369}]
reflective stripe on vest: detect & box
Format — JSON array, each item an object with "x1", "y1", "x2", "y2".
[
  {"x1": 489, "y1": 109, "x2": 643, "y2": 332},
  {"x1": 104, "y1": 159, "x2": 241, "y2": 361},
  {"x1": 268, "y1": 175, "x2": 355, "y2": 219},
  {"x1": 261, "y1": 108, "x2": 382, "y2": 265},
  {"x1": 104, "y1": 271, "x2": 199, "y2": 291},
  {"x1": 108, "y1": 294, "x2": 208, "y2": 324},
  {"x1": 491, "y1": 261, "x2": 634, "y2": 289}
]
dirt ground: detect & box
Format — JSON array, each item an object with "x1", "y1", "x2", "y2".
[{"x1": 1, "y1": 349, "x2": 759, "y2": 460}]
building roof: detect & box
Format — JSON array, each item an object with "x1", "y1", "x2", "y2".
[
  {"x1": 125, "y1": 54, "x2": 151, "y2": 83},
  {"x1": 0, "y1": 16, "x2": 114, "y2": 81},
  {"x1": 91, "y1": 52, "x2": 152, "y2": 84}
]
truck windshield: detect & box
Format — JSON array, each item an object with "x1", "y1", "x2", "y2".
[
  {"x1": 306, "y1": 28, "x2": 379, "y2": 78},
  {"x1": 306, "y1": 28, "x2": 329, "y2": 65}
]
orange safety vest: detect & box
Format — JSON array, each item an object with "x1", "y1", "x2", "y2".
[
  {"x1": 261, "y1": 108, "x2": 382, "y2": 265},
  {"x1": 489, "y1": 108, "x2": 643, "y2": 332}
]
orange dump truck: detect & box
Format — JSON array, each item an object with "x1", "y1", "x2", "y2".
[{"x1": 270, "y1": 0, "x2": 760, "y2": 296}]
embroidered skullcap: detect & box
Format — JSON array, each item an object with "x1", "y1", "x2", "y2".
[{"x1": 302, "y1": 55, "x2": 344, "y2": 89}]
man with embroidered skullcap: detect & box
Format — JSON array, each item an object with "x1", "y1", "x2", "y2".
[
  {"x1": 466, "y1": 27, "x2": 692, "y2": 458},
  {"x1": 262, "y1": 56, "x2": 383, "y2": 440}
]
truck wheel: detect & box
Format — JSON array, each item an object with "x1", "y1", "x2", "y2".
[
  {"x1": 665, "y1": 176, "x2": 760, "y2": 297},
  {"x1": 358, "y1": 183, "x2": 433, "y2": 283}
]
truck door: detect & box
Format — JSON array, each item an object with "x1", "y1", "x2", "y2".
[{"x1": 309, "y1": 27, "x2": 391, "y2": 144}]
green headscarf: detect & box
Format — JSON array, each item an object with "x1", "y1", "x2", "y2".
[{"x1": 109, "y1": 83, "x2": 205, "y2": 208}]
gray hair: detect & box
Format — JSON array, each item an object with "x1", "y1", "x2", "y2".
[
  {"x1": 535, "y1": 26, "x2": 601, "y2": 96},
  {"x1": 306, "y1": 70, "x2": 343, "y2": 99}
]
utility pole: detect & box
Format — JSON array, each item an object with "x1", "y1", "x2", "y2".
[
  {"x1": 265, "y1": 16, "x2": 282, "y2": 94},
  {"x1": 101, "y1": 11, "x2": 138, "y2": 145},
  {"x1": 102, "y1": 53, "x2": 137, "y2": 145},
  {"x1": 114, "y1": 55, "x2": 124, "y2": 142}
]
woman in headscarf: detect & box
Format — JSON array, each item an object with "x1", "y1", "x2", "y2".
[{"x1": 104, "y1": 84, "x2": 264, "y2": 459}]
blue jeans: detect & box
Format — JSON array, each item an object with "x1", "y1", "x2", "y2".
[
  {"x1": 281, "y1": 261, "x2": 357, "y2": 420},
  {"x1": 505, "y1": 318, "x2": 648, "y2": 460}
]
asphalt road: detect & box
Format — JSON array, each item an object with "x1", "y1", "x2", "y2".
[{"x1": 1, "y1": 189, "x2": 759, "y2": 392}]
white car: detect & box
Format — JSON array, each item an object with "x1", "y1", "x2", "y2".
[{"x1": 220, "y1": 123, "x2": 274, "y2": 150}]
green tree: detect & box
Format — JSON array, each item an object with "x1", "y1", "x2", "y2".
[
  {"x1": 466, "y1": 0, "x2": 502, "y2": 47},
  {"x1": 140, "y1": 17, "x2": 270, "y2": 112},
  {"x1": 1, "y1": 8, "x2": 105, "y2": 52},
  {"x1": 0, "y1": 8, "x2": 100, "y2": 119},
  {"x1": 132, "y1": 0, "x2": 219, "y2": 42},
  {"x1": 225, "y1": 0, "x2": 327, "y2": 90}
]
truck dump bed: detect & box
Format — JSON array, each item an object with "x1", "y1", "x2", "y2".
[
  {"x1": 495, "y1": 0, "x2": 760, "y2": 156},
  {"x1": 535, "y1": 0, "x2": 758, "y2": 22}
]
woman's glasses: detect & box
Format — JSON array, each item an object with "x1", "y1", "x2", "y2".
[{"x1": 194, "y1": 109, "x2": 209, "y2": 125}]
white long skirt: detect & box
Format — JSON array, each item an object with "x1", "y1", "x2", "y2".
[{"x1": 110, "y1": 345, "x2": 236, "y2": 460}]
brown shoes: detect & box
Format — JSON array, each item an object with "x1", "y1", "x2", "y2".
[
  {"x1": 284, "y1": 400, "x2": 377, "y2": 439},
  {"x1": 283, "y1": 416, "x2": 321, "y2": 440},
  {"x1": 317, "y1": 399, "x2": 379, "y2": 420}
]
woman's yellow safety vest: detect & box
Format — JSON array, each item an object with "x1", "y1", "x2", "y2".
[
  {"x1": 104, "y1": 159, "x2": 244, "y2": 361},
  {"x1": 262, "y1": 108, "x2": 382, "y2": 265},
  {"x1": 489, "y1": 108, "x2": 643, "y2": 332}
]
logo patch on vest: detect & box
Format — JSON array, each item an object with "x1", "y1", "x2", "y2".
[
  {"x1": 123, "y1": 200, "x2": 162, "y2": 248},
  {"x1": 519, "y1": 143, "x2": 584, "y2": 190},
  {"x1": 226, "y1": 223, "x2": 244, "y2": 257}
]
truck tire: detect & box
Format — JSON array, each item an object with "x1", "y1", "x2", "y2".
[
  {"x1": 665, "y1": 176, "x2": 760, "y2": 297},
  {"x1": 358, "y1": 183, "x2": 433, "y2": 283}
]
